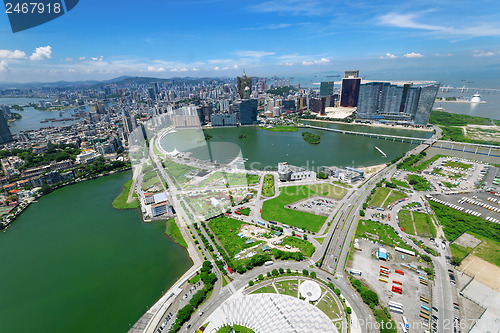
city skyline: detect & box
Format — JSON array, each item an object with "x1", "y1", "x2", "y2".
[{"x1": 1, "y1": 0, "x2": 500, "y2": 82}]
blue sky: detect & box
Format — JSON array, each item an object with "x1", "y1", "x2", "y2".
[{"x1": 1, "y1": 0, "x2": 500, "y2": 82}]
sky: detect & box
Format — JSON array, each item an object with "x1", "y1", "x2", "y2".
[{"x1": 1, "y1": 0, "x2": 500, "y2": 83}]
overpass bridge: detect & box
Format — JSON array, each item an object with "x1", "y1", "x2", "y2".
[{"x1": 301, "y1": 124, "x2": 430, "y2": 144}]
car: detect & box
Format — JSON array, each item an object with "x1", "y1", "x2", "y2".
[{"x1": 432, "y1": 307, "x2": 438, "y2": 312}]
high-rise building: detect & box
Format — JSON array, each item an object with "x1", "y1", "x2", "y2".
[
  {"x1": 0, "y1": 111, "x2": 12, "y2": 144},
  {"x1": 344, "y1": 70, "x2": 359, "y2": 78},
  {"x1": 340, "y1": 77, "x2": 361, "y2": 107},
  {"x1": 210, "y1": 113, "x2": 237, "y2": 127},
  {"x1": 237, "y1": 71, "x2": 252, "y2": 99},
  {"x1": 319, "y1": 81, "x2": 334, "y2": 97},
  {"x1": 357, "y1": 82, "x2": 439, "y2": 125},
  {"x1": 234, "y1": 99, "x2": 258, "y2": 125}
]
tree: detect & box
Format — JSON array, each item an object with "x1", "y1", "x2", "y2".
[
  {"x1": 450, "y1": 256, "x2": 462, "y2": 266},
  {"x1": 272, "y1": 269, "x2": 279, "y2": 276},
  {"x1": 258, "y1": 274, "x2": 264, "y2": 281},
  {"x1": 334, "y1": 288, "x2": 341, "y2": 296},
  {"x1": 279, "y1": 268, "x2": 284, "y2": 274},
  {"x1": 317, "y1": 172, "x2": 328, "y2": 179},
  {"x1": 360, "y1": 289, "x2": 379, "y2": 308},
  {"x1": 189, "y1": 289, "x2": 206, "y2": 308},
  {"x1": 176, "y1": 304, "x2": 194, "y2": 324},
  {"x1": 303, "y1": 234, "x2": 308, "y2": 240},
  {"x1": 310, "y1": 272, "x2": 316, "y2": 279},
  {"x1": 346, "y1": 307, "x2": 352, "y2": 314},
  {"x1": 267, "y1": 272, "x2": 271, "y2": 277},
  {"x1": 248, "y1": 280, "x2": 254, "y2": 287},
  {"x1": 360, "y1": 210, "x2": 365, "y2": 217},
  {"x1": 286, "y1": 268, "x2": 291, "y2": 274},
  {"x1": 302, "y1": 269, "x2": 309, "y2": 276}
]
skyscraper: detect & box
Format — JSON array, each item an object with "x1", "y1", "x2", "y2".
[
  {"x1": 234, "y1": 99, "x2": 258, "y2": 125},
  {"x1": 340, "y1": 77, "x2": 361, "y2": 107},
  {"x1": 237, "y1": 71, "x2": 252, "y2": 99},
  {"x1": 319, "y1": 81, "x2": 334, "y2": 97},
  {"x1": 0, "y1": 111, "x2": 13, "y2": 144},
  {"x1": 414, "y1": 84, "x2": 439, "y2": 125}
]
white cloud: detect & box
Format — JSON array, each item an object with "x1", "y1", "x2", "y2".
[
  {"x1": 65, "y1": 57, "x2": 74, "y2": 62},
  {"x1": 170, "y1": 68, "x2": 189, "y2": 72},
  {"x1": 213, "y1": 66, "x2": 220, "y2": 71},
  {"x1": 379, "y1": 53, "x2": 398, "y2": 59},
  {"x1": 473, "y1": 50, "x2": 496, "y2": 57},
  {"x1": 0, "y1": 49, "x2": 26, "y2": 59},
  {"x1": 244, "y1": 23, "x2": 292, "y2": 30},
  {"x1": 378, "y1": 12, "x2": 500, "y2": 37},
  {"x1": 147, "y1": 66, "x2": 165, "y2": 72},
  {"x1": 235, "y1": 50, "x2": 275, "y2": 58},
  {"x1": 435, "y1": 53, "x2": 454, "y2": 57},
  {"x1": 30, "y1": 46, "x2": 52, "y2": 60},
  {"x1": 91, "y1": 56, "x2": 104, "y2": 62},
  {"x1": 0, "y1": 61, "x2": 8, "y2": 72},
  {"x1": 404, "y1": 52, "x2": 424, "y2": 58},
  {"x1": 250, "y1": 0, "x2": 326, "y2": 16},
  {"x1": 79, "y1": 56, "x2": 86, "y2": 61},
  {"x1": 302, "y1": 57, "x2": 330, "y2": 65}
]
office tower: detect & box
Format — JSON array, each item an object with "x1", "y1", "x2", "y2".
[
  {"x1": 344, "y1": 70, "x2": 359, "y2": 78},
  {"x1": 413, "y1": 84, "x2": 439, "y2": 125},
  {"x1": 309, "y1": 98, "x2": 324, "y2": 114},
  {"x1": 0, "y1": 111, "x2": 13, "y2": 144},
  {"x1": 148, "y1": 87, "x2": 156, "y2": 101},
  {"x1": 319, "y1": 81, "x2": 334, "y2": 97},
  {"x1": 150, "y1": 82, "x2": 159, "y2": 96},
  {"x1": 340, "y1": 77, "x2": 361, "y2": 107},
  {"x1": 235, "y1": 99, "x2": 258, "y2": 125},
  {"x1": 237, "y1": 71, "x2": 252, "y2": 99}
]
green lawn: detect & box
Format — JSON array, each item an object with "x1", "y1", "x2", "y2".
[
  {"x1": 225, "y1": 173, "x2": 260, "y2": 186},
  {"x1": 332, "y1": 180, "x2": 352, "y2": 188},
  {"x1": 165, "y1": 218, "x2": 187, "y2": 248},
  {"x1": 142, "y1": 174, "x2": 160, "y2": 190},
  {"x1": 208, "y1": 216, "x2": 260, "y2": 258},
  {"x1": 356, "y1": 219, "x2": 413, "y2": 251},
  {"x1": 239, "y1": 207, "x2": 251, "y2": 216},
  {"x1": 444, "y1": 161, "x2": 473, "y2": 170},
  {"x1": 407, "y1": 174, "x2": 432, "y2": 191},
  {"x1": 450, "y1": 243, "x2": 469, "y2": 263},
  {"x1": 470, "y1": 232, "x2": 500, "y2": 267},
  {"x1": 250, "y1": 285, "x2": 276, "y2": 294},
  {"x1": 163, "y1": 159, "x2": 199, "y2": 184},
  {"x1": 398, "y1": 210, "x2": 415, "y2": 234},
  {"x1": 391, "y1": 178, "x2": 409, "y2": 188},
  {"x1": 112, "y1": 179, "x2": 140, "y2": 209},
  {"x1": 261, "y1": 185, "x2": 328, "y2": 232},
  {"x1": 282, "y1": 236, "x2": 316, "y2": 257},
  {"x1": 383, "y1": 190, "x2": 407, "y2": 207},
  {"x1": 413, "y1": 212, "x2": 436, "y2": 237},
  {"x1": 306, "y1": 183, "x2": 347, "y2": 200},
  {"x1": 188, "y1": 274, "x2": 200, "y2": 284},
  {"x1": 368, "y1": 187, "x2": 391, "y2": 207},
  {"x1": 258, "y1": 126, "x2": 298, "y2": 132},
  {"x1": 316, "y1": 294, "x2": 341, "y2": 320},
  {"x1": 429, "y1": 110, "x2": 493, "y2": 126},
  {"x1": 315, "y1": 237, "x2": 325, "y2": 245},
  {"x1": 275, "y1": 280, "x2": 299, "y2": 297},
  {"x1": 262, "y1": 174, "x2": 275, "y2": 197}
]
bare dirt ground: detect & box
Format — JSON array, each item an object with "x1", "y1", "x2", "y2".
[
  {"x1": 454, "y1": 232, "x2": 482, "y2": 249},
  {"x1": 459, "y1": 255, "x2": 500, "y2": 291}
]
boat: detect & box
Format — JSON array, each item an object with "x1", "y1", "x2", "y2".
[{"x1": 470, "y1": 92, "x2": 482, "y2": 103}]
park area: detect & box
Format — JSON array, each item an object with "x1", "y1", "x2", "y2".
[
  {"x1": 262, "y1": 174, "x2": 275, "y2": 197},
  {"x1": 208, "y1": 216, "x2": 261, "y2": 258},
  {"x1": 355, "y1": 219, "x2": 412, "y2": 250},
  {"x1": 397, "y1": 210, "x2": 436, "y2": 237},
  {"x1": 261, "y1": 184, "x2": 346, "y2": 232},
  {"x1": 368, "y1": 187, "x2": 407, "y2": 208}
]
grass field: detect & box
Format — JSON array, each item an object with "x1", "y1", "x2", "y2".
[
  {"x1": 429, "y1": 110, "x2": 493, "y2": 126},
  {"x1": 208, "y1": 216, "x2": 260, "y2": 258},
  {"x1": 413, "y1": 212, "x2": 436, "y2": 237},
  {"x1": 316, "y1": 293, "x2": 341, "y2": 320},
  {"x1": 469, "y1": 232, "x2": 500, "y2": 267},
  {"x1": 450, "y1": 243, "x2": 469, "y2": 262},
  {"x1": 305, "y1": 183, "x2": 347, "y2": 200},
  {"x1": 356, "y1": 219, "x2": 412, "y2": 250},
  {"x1": 258, "y1": 126, "x2": 298, "y2": 132},
  {"x1": 112, "y1": 179, "x2": 140, "y2": 209},
  {"x1": 368, "y1": 187, "x2": 391, "y2": 207},
  {"x1": 407, "y1": 174, "x2": 432, "y2": 191},
  {"x1": 275, "y1": 280, "x2": 299, "y2": 297},
  {"x1": 163, "y1": 159, "x2": 199, "y2": 184},
  {"x1": 239, "y1": 207, "x2": 251, "y2": 216},
  {"x1": 282, "y1": 236, "x2": 316, "y2": 257},
  {"x1": 332, "y1": 180, "x2": 352, "y2": 188},
  {"x1": 398, "y1": 210, "x2": 415, "y2": 234},
  {"x1": 444, "y1": 161, "x2": 473, "y2": 170},
  {"x1": 315, "y1": 237, "x2": 325, "y2": 245},
  {"x1": 391, "y1": 178, "x2": 409, "y2": 188},
  {"x1": 250, "y1": 285, "x2": 276, "y2": 294},
  {"x1": 383, "y1": 190, "x2": 407, "y2": 207},
  {"x1": 261, "y1": 185, "x2": 328, "y2": 232},
  {"x1": 165, "y1": 218, "x2": 187, "y2": 248},
  {"x1": 262, "y1": 174, "x2": 275, "y2": 197},
  {"x1": 142, "y1": 174, "x2": 160, "y2": 190}
]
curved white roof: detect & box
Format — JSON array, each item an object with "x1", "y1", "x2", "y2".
[{"x1": 299, "y1": 280, "x2": 322, "y2": 302}]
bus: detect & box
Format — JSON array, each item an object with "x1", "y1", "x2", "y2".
[
  {"x1": 420, "y1": 296, "x2": 429, "y2": 303},
  {"x1": 403, "y1": 316, "x2": 409, "y2": 329},
  {"x1": 257, "y1": 221, "x2": 266, "y2": 226},
  {"x1": 349, "y1": 269, "x2": 362, "y2": 276},
  {"x1": 393, "y1": 280, "x2": 403, "y2": 285},
  {"x1": 380, "y1": 265, "x2": 389, "y2": 270},
  {"x1": 395, "y1": 269, "x2": 405, "y2": 275},
  {"x1": 419, "y1": 313, "x2": 429, "y2": 321},
  {"x1": 421, "y1": 305, "x2": 430, "y2": 312},
  {"x1": 420, "y1": 309, "x2": 430, "y2": 316},
  {"x1": 379, "y1": 277, "x2": 388, "y2": 283}
]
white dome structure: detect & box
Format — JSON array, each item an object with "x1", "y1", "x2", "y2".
[
  {"x1": 299, "y1": 280, "x2": 322, "y2": 302},
  {"x1": 470, "y1": 93, "x2": 482, "y2": 103}
]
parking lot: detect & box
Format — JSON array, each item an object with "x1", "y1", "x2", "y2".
[
  {"x1": 287, "y1": 196, "x2": 337, "y2": 216},
  {"x1": 430, "y1": 191, "x2": 500, "y2": 224},
  {"x1": 349, "y1": 239, "x2": 433, "y2": 331}
]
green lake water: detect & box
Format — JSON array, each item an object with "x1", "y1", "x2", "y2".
[
  {"x1": 160, "y1": 122, "x2": 432, "y2": 170},
  {"x1": 0, "y1": 171, "x2": 191, "y2": 333}
]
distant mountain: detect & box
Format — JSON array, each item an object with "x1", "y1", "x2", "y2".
[{"x1": 0, "y1": 76, "x2": 227, "y2": 90}]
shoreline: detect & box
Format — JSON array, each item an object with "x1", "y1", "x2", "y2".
[{"x1": 303, "y1": 118, "x2": 433, "y2": 132}]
